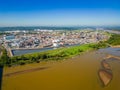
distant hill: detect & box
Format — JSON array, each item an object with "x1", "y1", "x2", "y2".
[{"x1": 0, "y1": 26, "x2": 120, "y2": 31}]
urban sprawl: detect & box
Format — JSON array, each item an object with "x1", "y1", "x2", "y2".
[{"x1": 0, "y1": 29, "x2": 109, "y2": 54}]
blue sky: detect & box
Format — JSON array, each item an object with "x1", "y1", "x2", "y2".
[{"x1": 0, "y1": 0, "x2": 120, "y2": 26}]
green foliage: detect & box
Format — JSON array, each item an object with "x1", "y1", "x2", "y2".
[
  {"x1": 106, "y1": 34, "x2": 120, "y2": 45},
  {"x1": 0, "y1": 32, "x2": 6, "y2": 35},
  {"x1": 18, "y1": 60, "x2": 26, "y2": 65},
  {"x1": 0, "y1": 43, "x2": 109, "y2": 67},
  {"x1": 9, "y1": 44, "x2": 97, "y2": 66},
  {"x1": 0, "y1": 49, "x2": 10, "y2": 66},
  {"x1": 89, "y1": 41, "x2": 108, "y2": 49}
]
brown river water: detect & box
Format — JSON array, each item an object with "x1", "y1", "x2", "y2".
[{"x1": 2, "y1": 48, "x2": 120, "y2": 90}]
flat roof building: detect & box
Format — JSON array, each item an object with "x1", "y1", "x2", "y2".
[{"x1": 4, "y1": 35, "x2": 15, "y2": 41}]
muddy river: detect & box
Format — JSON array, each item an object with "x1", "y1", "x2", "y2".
[{"x1": 2, "y1": 47, "x2": 120, "y2": 90}]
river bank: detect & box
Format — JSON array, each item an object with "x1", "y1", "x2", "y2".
[
  {"x1": 111, "y1": 45, "x2": 120, "y2": 48},
  {"x1": 2, "y1": 47, "x2": 120, "y2": 90},
  {"x1": 11, "y1": 44, "x2": 82, "y2": 56},
  {"x1": 8, "y1": 43, "x2": 102, "y2": 67},
  {"x1": 2, "y1": 50, "x2": 103, "y2": 90}
]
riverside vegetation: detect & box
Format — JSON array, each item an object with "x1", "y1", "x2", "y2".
[{"x1": 0, "y1": 33, "x2": 120, "y2": 67}]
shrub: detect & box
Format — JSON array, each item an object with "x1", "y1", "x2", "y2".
[{"x1": 18, "y1": 60, "x2": 26, "y2": 65}]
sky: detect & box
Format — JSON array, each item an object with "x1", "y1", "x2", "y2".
[{"x1": 0, "y1": 0, "x2": 120, "y2": 26}]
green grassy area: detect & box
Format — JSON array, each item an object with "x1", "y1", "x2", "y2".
[
  {"x1": 0, "y1": 48, "x2": 10, "y2": 67},
  {"x1": 0, "y1": 42, "x2": 108, "y2": 67},
  {"x1": 106, "y1": 34, "x2": 120, "y2": 45},
  {"x1": 11, "y1": 44, "x2": 95, "y2": 66}
]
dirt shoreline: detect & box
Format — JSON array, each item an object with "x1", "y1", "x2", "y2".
[
  {"x1": 111, "y1": 45, "x2": 120, "y2": 48},
  {"x1": 3, "y1": 67, "x2": 49, "y2": 77},
  {"x1": 101, "y1": 60, "x2": 111, "y2": 70}
]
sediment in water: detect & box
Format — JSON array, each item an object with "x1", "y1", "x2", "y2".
[
  {"x1": 98, "y1": 57, "x2": 113, "y2": 87},
  {"x1": 98, "y1": 69, "x2": 113, "y2": 86},
  {"x1": 101, "y1": 60, "x2": 111, "y2": 70}
]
